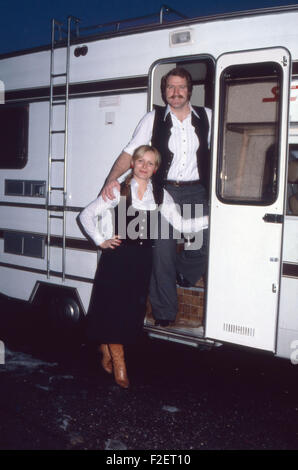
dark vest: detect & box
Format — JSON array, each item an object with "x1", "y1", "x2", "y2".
[
  {"x1": 151, "y1": 105, "x2": 210, "y2": 191},
  {"x1": 112, "y1": 181, "x2": 160, "y2": 246}
]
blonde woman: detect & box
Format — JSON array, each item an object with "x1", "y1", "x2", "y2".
[{"x1": 79, "y1": 145, "x2": 208, "y2": 388}]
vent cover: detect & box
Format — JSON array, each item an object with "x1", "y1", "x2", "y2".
[{"x1": 223, "y1": 323, "x2": 255, "y2": 337}]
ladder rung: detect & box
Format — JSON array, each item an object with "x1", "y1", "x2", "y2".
[
  {"x1": 51, "y1": 130, "x2": 65, "y2": 134},
  {"x1": 49, "y1": 215, "x2": 64, "y2": 219},
  {"x1": 51, "y1": 73, "x2": 67, "y2": 78},
  {"x1": 52, "y1": 101, "x2": 66, "y2": 106},
  {"x1": 51, "y1": 187, "x2": 64, "y2": 191},
  {"x1": 47, "y1": 205, "x2": 63, "y2": 211},
  {"x1": 51, "y1": 158, "x2": 65, "y2": 162}
]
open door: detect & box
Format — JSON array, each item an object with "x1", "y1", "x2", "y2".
[{"x1": 206, "y1": 48, "x2": 291, "y2": 352}]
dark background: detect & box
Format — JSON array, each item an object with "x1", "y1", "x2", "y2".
[{"x1": 0, "y1": 0, "x2": 297, "y2": 55}]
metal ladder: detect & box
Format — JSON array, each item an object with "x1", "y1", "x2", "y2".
[{"x1": 47, "y1": 16, "x2": 79, "y2": 281}]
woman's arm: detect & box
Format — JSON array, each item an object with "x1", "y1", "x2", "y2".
[
  {"x1": 160, "y1": 190, "x2": 208, "y2": 235},
  {"x1": 79, "y1": 188, "x2": 120, "y2": 246}
]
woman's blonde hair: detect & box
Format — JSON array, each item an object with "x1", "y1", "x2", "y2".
[{"x1": 123, "y1": 145, "x2": 161, "y2": 190}]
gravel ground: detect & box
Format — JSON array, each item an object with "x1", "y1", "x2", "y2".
[{"x1": 1, "y1": 294, "x2": 298, "y2": 451}]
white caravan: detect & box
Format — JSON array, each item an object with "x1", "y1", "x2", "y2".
[{"x1": 0, "y1": 5, "x2": 297, "y2": 361}]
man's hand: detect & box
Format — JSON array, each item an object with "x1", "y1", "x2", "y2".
[
  {"x1": 101, "y1": 180, "x2": 120, "y2": 201},
  {"x1": 100, "y1": 235, "x2": 122, "y2": 250},
  {"x1": 100, "y1": 151, "x2": 132, "y2": 201}
]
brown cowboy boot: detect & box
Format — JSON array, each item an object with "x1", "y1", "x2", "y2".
[
  {"x1": 99, "y1": 344, "x2": 113, "y2": 374},
  {"x1": 108, "y1": 344, "x2": 130, "y2": 389}
]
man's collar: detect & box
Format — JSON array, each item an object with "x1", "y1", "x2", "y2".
[{"x1": 164, "y1": 103, "x2": 199, "y2": 121}]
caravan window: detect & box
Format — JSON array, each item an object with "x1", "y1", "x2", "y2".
[
  {"x1": 150, "y1": 57, "x2": 214, "y2": 109},
  {"x1": 287, "y1": 145, "x2": 298, "y2": 216},
  {"x1": 217, "y1": 63, "x2": 282, "y2": 205},
  {"x1": 288, "y1": 64, "x2": 298, "y2": 215},
  {"x1": 0, "y1": 104, "x2": 29, "y2": 169}
]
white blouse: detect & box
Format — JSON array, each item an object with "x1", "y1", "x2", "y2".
[{"x1": 79, "y1": 178, "x2": 208, "y2": 247}]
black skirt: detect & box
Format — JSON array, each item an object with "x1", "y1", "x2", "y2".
[{"x1": 85, "y1": 242, "x2": 152, "y2": 345}]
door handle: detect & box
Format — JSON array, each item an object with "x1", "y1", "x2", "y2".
[{"x1": 263, "y1": 213, "x2": 283, "y2": 224}]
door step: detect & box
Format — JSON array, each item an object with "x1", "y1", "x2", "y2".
[
  {"x1": 145, "y1": 283, "x2": 205, "y2": 329},
  {"x1": 144, "y1": 324, "x2": 218, "y2": 349}
]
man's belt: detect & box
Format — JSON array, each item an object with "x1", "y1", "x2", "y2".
[{"x1": 165, "y1": 179, "x2": 201, "y2": 187}]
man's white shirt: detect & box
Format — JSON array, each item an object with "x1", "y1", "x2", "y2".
[{"x1": 123, "y1": 105, "x2": 212, "y2": 182}]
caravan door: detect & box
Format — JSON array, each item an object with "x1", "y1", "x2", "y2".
[{"x1": 205, "y1": 48, "x2": 291, "y2": 352}]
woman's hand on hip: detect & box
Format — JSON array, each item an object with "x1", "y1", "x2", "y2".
[{"x1": 100, "y1": 235, "x2": 122, "y2": 250}]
